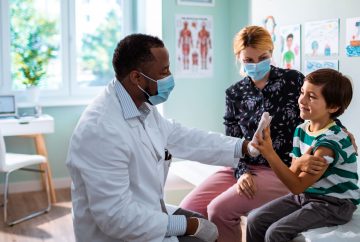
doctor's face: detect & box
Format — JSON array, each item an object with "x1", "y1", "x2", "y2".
[{"x1": 139, "y1": 47, "x2": 171, "y2": 96}]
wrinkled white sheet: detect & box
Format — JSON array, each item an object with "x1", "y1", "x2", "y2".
[{"x1": 292, "y1": 207, "x2": 360, "y2": 242}]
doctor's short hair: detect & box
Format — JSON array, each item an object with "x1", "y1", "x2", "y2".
[
  {"x1": 305, "y1": 68, "x2": 353, "y2": 119},
  {"x1": 113, "y1": 34, "x2": 164, "y2": 81}
]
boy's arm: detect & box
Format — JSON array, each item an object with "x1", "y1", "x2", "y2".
[
  {"x1": 290, "y1": 147, "x2": 327, "y2": 175},
  {"x1": 253, "y1": 127, "x2": 331, "y2": 194}
]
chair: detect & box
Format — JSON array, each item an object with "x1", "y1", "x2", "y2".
[{"x1": 0, "y1": 129, "x2": 51, "y2": 226}]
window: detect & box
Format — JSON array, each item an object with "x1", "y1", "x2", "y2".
[
  {"x1": 10, "y1": 0, "x2": 61, "y2": 91},
  {"x1": 74, "y1": 0, "x2": 123, "y2": 88},
  {"x1": 0, "y1": 0, "x2": 131, "y2": 105}
]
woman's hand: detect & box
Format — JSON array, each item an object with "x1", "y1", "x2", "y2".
[
  {"x1": 343, "y1": 129, "x2": 358, "y2": 154},
  {"x1": 292, "y1": 147, "x2": 327, "y2": 175},
  {"x1": 235, "y1": 172, "x2": 257, "y2": 199}
]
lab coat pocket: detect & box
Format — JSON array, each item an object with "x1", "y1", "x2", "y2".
[
  {"x1": 156, "y1": 158, "x2": 172, "y2": 188},
  {"x1": 164, "y1": 158, "x2": 172, "y2": 182}
]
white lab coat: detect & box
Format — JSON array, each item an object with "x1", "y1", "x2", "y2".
[{"x1": 66, "y1": 81, "x2": 241, "y2": 242}]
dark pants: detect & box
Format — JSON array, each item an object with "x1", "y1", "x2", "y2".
[
  {"x1": 246, "y1": 193, "x2": 356, "y2": 242},
  {"x1": 174, "y1": 207, "x2": 206, "y2": 242}
]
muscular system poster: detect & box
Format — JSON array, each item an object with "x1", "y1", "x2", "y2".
[{"x1": 175, "y1": 15, "x2": 213, "y2": 78}]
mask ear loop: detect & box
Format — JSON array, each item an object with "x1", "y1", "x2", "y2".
[
  {"x1": 132, "y1": 71, "x2": 150, "y2": 99},
  {"x1": 139, "y1": 72, "x2": 156, "y2": 83},
  {"x1": 137, "y1": 84, "x2": 151, "y2": 98}
]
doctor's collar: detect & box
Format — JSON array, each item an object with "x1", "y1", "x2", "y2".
[{"x1": 113, "y1": 79, "x2": 142, "y2": 120}]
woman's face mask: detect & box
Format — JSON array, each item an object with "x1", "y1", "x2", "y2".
[
  {"x1": 242, "y1": 58, "x2": 271, "y2": 81},
  {"x1": 138, "y1": 72, "x2": 175, "y2": 105}
]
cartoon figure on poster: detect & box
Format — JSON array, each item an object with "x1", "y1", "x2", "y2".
[
  {"x1": 346, "y1": 17, "x2": 360, "y2": 57},
  {"x1": 176, "y1": 15, "x2": 213, "y2": 78},
  {"x1": 304, "y1": 59, "x2": 338, "y2": 75},
  {"x1": 264, "y1": 16, "x2": 277, "y2": 42},
  {"x1": 304, "y1": 19, "x2": 339, "y2": 57},
  {"x1": 279, "y1": 24, "x2": 301, "y2": 70},
  {"x1": 263, "y1": 15, "x2": 278, "y2": 66}
]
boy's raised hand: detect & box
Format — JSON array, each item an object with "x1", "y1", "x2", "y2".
[{"x1": 248, "y1": 112, "x2": 272, "y2": 157}]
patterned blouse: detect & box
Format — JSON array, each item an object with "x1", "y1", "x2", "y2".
[{"x1": 224, "y1": 65, "x2": 304, "y2": 179}]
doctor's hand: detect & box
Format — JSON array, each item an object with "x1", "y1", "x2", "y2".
[
  {"x1": 235, "y1": 172, "x2": 257, "y2": 199},
  {"x1": 186, "y1": 217, "x2": 218, "y2": 242}
]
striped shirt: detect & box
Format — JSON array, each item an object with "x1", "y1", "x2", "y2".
[{"x1": 291, "y1": 121, "x2": 360, "y2": 205}]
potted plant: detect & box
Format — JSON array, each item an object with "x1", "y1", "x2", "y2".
[{"x1": 11, "y1": 0, "x2": 58, "y2": 103}]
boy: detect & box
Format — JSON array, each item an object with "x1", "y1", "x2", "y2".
[{"x1": 246, "y1": 68, "x2": 359, "y2": 242}]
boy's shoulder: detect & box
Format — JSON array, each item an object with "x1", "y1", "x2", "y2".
[
  {"x1": 317, "y1": 123, "x2": 348, "y2": 143},
  {"x1": 314, "y1": 123, "x2": 356, "y2": 162}
]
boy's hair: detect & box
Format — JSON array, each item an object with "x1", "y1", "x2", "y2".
[
  {"x1": 305, "y1": 68, "x2": 353, "y2": 118},
  {"x1": 112, "y1": 34, "x2": 164, "y2": 81}
]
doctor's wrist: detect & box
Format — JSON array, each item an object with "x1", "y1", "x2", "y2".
[{"x1": 166, "y1": 215, "x2": 187, "y2": 236}]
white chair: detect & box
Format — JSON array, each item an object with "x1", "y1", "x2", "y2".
[{"x1": 0, "y1": 129, "x2": 51, "y2": 226}]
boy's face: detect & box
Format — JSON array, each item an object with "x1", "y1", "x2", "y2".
[{"x1": 298, "y1": 80, "x2": 337, "y2": 123}]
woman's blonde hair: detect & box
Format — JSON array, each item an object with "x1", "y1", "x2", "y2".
[{"x1": 233, "y1": 25, "x2": 274, "y2": 58}]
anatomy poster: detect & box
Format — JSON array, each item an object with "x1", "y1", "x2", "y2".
[
  {"x1": 346, "y1": 17, "x2": 360, "y2": 57},
  {"x1": 304, "y1": 19, "x2": 339, "y2": 57},
  {"x1": 279, "y1": 24, "x2": 301, "y2": 71},
  {"x1": 175, "y1": 15, "x2": 213, "y2": 78},
  {"x1": 304, "y1": 59, "x2": 338, "y2": 75}
]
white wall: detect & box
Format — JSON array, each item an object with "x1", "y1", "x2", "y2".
[{"x1": 251, "y1": 0, "x2": 360, "y2": 152}]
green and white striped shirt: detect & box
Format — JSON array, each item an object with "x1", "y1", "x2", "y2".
[{"x1": 291, "y1": 121, "x2": 360, "y2": 205}]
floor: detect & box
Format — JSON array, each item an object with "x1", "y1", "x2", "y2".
[
  {"x1": 0, "y1": 188, "x2": 75, "y2": 242},
  {"x1": 0, "y1": 188, "x2": 247, "y2": 242}
]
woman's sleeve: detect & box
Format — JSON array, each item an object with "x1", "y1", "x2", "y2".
[{"x1": 224, "y1": 89, "x2": 243, "y2": 138}]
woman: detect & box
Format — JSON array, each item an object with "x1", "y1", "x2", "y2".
[{"x1": 180, "y1": 26, "x2": 328, "y2": 242}]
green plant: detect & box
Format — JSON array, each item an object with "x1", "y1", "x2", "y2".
[
  {"x1": 81, "y1": 9, "x2": 121, "y2": 86},
  {"x1": 11, "y1": 0, "x2": 58, "y2": 88}
]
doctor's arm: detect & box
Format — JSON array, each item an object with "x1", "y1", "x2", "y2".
[{"x1": 160, "y1": 116, "x2": 244, "y2": 167}]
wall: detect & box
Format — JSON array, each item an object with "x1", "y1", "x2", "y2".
[
  {"x1": 162, "y1": 0, "x2": 249, "y2": 132},
  {"x1": 228, "y1": 0, "x2": 251, "y2": 84},
  {"x1": 250, "y1": 0, "x2": 360, "y2": 156}
]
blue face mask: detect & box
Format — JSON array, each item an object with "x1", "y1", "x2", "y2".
[
  {"x1": 243, "y1": 58, "x2": 271, "y2": 81},
  {"x1": 138, "y1": 72, "x2": 175, "y2": 105}
]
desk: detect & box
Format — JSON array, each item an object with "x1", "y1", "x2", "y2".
[{"x1": 0, "y1": 115, "x2": 56, "y2": 203}]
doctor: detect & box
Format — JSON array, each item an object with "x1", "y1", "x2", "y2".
[{"x1": 66, "y1": 33, "x2": 247, "y2": 242}]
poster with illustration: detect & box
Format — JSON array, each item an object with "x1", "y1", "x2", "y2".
[
  {"x1": 304, "y1": 19, "x2": 339, "y2": 57},
  {"x1": 304, "y1": 59, "x2": 338, "y2": 75},
  {"x1": 175, "y1": 15, "x2": 213, "y2": 78},
  {"x1": 263, "y1": 16, "x2": 277, "y2": 43},
  {"x1": 346, "y1": 17, "x2": 360, "y2": 57},
  {"x1": 279, "y1": 24, "x2": 301, "y2": 71}
]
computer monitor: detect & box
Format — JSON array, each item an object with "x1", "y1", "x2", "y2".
[{"x1": 0, "y1": 95, "x2": 18, "y2": 118}]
